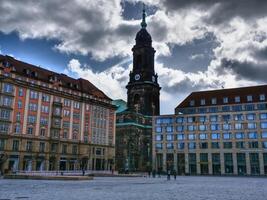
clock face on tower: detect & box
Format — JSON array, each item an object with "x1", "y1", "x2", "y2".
[{"x1": 135, "y1": 74, "x2": 140, "y2": 80}]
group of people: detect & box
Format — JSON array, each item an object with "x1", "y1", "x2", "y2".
[{"x1": 147, "y1": 169, "x2": 177, "y2": 180}]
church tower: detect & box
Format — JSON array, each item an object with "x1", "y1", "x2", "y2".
[{"x1": 126, "y1": 6, "x2": 161, "y2": 116}]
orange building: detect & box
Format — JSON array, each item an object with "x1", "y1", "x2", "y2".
[{"x1": 0, "y1": 55, "x2": 116, "y2": 173}]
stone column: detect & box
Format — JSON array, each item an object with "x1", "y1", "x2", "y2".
[
  {"x1": 185, "y1": 153, "x2": 189, "y2": 174},
  {"x1": 208, "y1": 153, "x2": 212, "y2": 175},
  {"x1": 196, "y1": 153, "x2": 200, "y2": 175},
  {"x1": 163, "y1": 153, "x2": 166, "y2": 172},
  {"x1": 233, "y1": 152, "x2": 238, "y2": 175},
  {"x1": 259, "y1": 152, "x2": 265, "y2": 175},
  {"x1": 220, "y1": 152, "x2": 225, "y2": 175}
]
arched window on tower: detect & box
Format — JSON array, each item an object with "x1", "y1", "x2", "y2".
[{"x1": 134, "y1": 94, "x2": 140, "y2": 113}]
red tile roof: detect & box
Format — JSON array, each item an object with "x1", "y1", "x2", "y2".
[
  {"x1": 0, "y1": 54, "x2": 111, "y2": 100},
  {"x1": 176, "y1": 85, "x2": 267, "y2": 109}
]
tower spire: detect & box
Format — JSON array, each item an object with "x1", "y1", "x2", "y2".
[{"x1": 141, "y1": 3, "x2": 147, "y2": 29}]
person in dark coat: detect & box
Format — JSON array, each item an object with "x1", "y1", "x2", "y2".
[{"x1": 173, "y1": 170, "x2": 177, "y2": 180}]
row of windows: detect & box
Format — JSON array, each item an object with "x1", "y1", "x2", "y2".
[
  {"x1": 156, "y1": 113, "x2": 267, "y2": 125},
  {"x1": 189, "y1": 94, "x2": 266, "y2": 107},
  {"x1": 155, "y1": 141, "x2": 267, "y2": 150},
  {"x1": 156, "y1": 132, "x2": 267, "y2": 141},
  {"x1": 155, "y1": 122, "x2": 267, "y2": 133},
  {"x1": 0, "y1": 139, "x2": 78, "y2": 154}
]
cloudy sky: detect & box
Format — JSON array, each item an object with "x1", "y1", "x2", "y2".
[{"x1": 1, "y1": 0, "x2": 267, "y2": 114}]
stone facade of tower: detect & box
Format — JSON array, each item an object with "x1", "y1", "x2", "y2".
[{"x1": 114, "y1": 7, "x2": 160, "y2": 173}]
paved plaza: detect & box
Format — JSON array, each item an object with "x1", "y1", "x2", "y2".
[{"x1": 0, "y1": 176, "x2": 267, "y2": 200}]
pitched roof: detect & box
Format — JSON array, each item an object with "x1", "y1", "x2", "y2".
[
  {"x1": 176, "y1": 84, "x2": 267, "y2": 109},
  {"x1": 0, "y1": 54, "x2": 111, "y2": 100}
]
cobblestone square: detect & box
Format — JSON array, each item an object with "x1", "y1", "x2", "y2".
[{"x1": 1, "y1": 176, "x2": 267, "y2": 200}]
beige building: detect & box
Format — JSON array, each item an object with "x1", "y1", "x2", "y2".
[
  {"x1": 0, "y1": 55, "x2": 116, "y2": 173},
  {"x1": 152, "y1": 85, "x2": 267, "y2": 175}
]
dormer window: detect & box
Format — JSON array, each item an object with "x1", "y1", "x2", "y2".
[
  {"x1": 31, "y1": 71, "x2": 38, "y2": 78},
  {"x1": 247, "y1": 95, "x2": 253, "y2": 102},
  {"x1": 23, "y1": 69, "x2": 30, "y2": 75},
  {"x1": 3, "y1": 61, "x2": 11, "y2": 68},
  {"x1": 211, "y1": 98, "x2": 217, "y2": 105},
  {"x1": 235, "y1": 96, "x2": 240, "y2": 103},
  {"x1": 223, "y1": 97, "x2": 228, "y2": 104},
  {"x1": 260, "y1": 94, "x2": 265, "y2": 101},
  {"x1": 189, "y1": 100, "x2": 195, "y2": 106},
  {"x1": 200, "y1": 99, "x2": 205, "y2": 106}
]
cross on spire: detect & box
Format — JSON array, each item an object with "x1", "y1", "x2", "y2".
[{"x1": 141, "y1": 3, "x2": 147, "y2": 29}]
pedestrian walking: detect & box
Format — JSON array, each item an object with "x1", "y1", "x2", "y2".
[
  {"x1": 173, "y1": 170, "x2": 177, "y2": 180},
  {"x1": 167, "y1": 169, "x2": 171, "y2": 180}
]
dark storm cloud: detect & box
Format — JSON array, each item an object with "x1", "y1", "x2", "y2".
[
  {"x1": 220, "y1": 58, "x2": 267, "y2": 82},
  {"x1": 161, "y1": 0, "x2": 267, "y2": 24},
  {"x1": 253, "y1": 47, "x2": 267, "y2": 62},
  {"x1": 163, "y1": 77, "x2": 221, "y2": 94}
]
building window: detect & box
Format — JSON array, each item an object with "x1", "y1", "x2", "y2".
[
  {"x1": 74, "y1": 102, "x2": 80, "y2": 109},
  {"x1": 247, "y1": 113, "x2": 255, "y2": 120},
  {"x1": 235, "y1": 132, "x2": 245, "y2": 139},
  {"x1": 40, "y1": 128, "x2": 46, "y2": 137},
  {"x1": 0, "y1": 123, "x2": 9, "y2": 133},
  {"x1": 248, "y1": 123, "x2": 257, "y2": 129},
  {"x1": 156, "y1": 143, "x2": 162, "y2": 149},
  {"x1": 14, "y1": 124, "x2": 21, "y2": 133},
  {"x1": 28, "y1": 116, "x2": 36, "y2": 124},
  {"x1": 188, "y1": 133, "x2": 195, "y2": 140},
  {"x1": 30, "y1": 90, "x2": 38, "y2": 99},
  {"x1": 177, "y1": 134, "x2": 184, "y2": 140},
  {"x1": 211, "y1": 124, "x2": 220, "y2": 131},
  {"x1": 0, "y1": 109, "x2": 11, "y2": 120},
  {"x1": 248, "y1": 132, "x2": 258, "y2": 139},
  {"x1": 199, "y1": 133, "x2": 207, "y2": 140},
  {"x1": 200, "y1": 99, "x2": 205, "y2": 105},
  {"x1": 176, "y1": 125, "x2": 184, "y2": 132},
  {"x1": 199, "y1": 125, "x2": 207, "y2": 131},
  {"x1": 177, "y1": 142, "x2": 184, "y2": 149},
  {"x1": 40, "y1": 117, "x2": 48, "y2": 126},
  {"x1": 199, "y1": 116, "x2": 206, "y2": 123},
  {"x1": 234, "y1": 114, "x2": 244, "y2": 121},
  {"x1": 222, "y1": 124, "x2": 231, "y2": 130},
  {"x1": 18, "y1": 88, "x2": 23, "y2": 96},
  {"x1": 260, "y1": 113, "x2": 267, "y2": 120},
  {"x1": 235, "y1": 96, "x2": 240, "y2": 103},
  {"x1": 166, "y1": 134, "x2": 173, "y2": 141},
  {"x1": 223, "y1": 133, "x2": 231, "y2": 140},
  {"x1": 63, "y1": 130, "x2": 68, "y2": 139},
  {"x1": 64, "y1": 99, "x2": 71, "y2": 107},
  {"x1": 39, "y1": 142, "x2": 45, "y2": 153},
  {"x1": 236, "y1": 141, "x2": 245, "y2": 149},
  {"x1": 188, "y1": 125, "x2": 196, "y2": 131},
  {"x1": 12, "y1": 140, "x2": 19, "y2": 151},
  {"x1": 247, "y1": 95, "x2": 253, "y2": 102},
  {"x1": 211, "y1": 142, "x2": 220, "y2": 149},
  {"x1": 261, "y1": 122, "x2": 267, "y2": 129},
  {"x1": 189, "y1": 100, "x2": 195, "y2": 106},
  {"x1": 51, "y1": 143, "x2": 57, "y2": 152},
  {"x1": 166, "y1": 143, "x2": 174, "y2": 149},
  {"x1": 18, "y1": 100, "x2": 22, "y2": 109},
  {"x1": 211, "y1": 133, "x2": 220, "y2": 140},
  {"x1": 262, "y1": 142, "x2": 267, "y2": 149},
  {"x1": 155, "y1": 127, "x2": 162, "y2": 133},
  {"x1": 42, "y1": 94, "x2": 50, "y2": 102},
  {"x1": 234, "y1": 123, "x2": 243, "y2": 130},
  {"x1": 2, "y1": 96, "x2": 13, "y2": 107},
  {"x1": 199, "y1": 142, "x2": 208, "y2": 149},
  {"x1": 232, "y1": 105, "x2": 242, "y2": 111},
  {"x1": 62, "y1": 144, "x2": 67, "y2": 154},
  {"x1": 260, "y1": 94, "x2": 265, "y2": 101},
  {"x1": 26, "y1": 141, "x2": 33, "y2": 152},
  {"x1": 187, "y1": 116, "x2": 196, "y2": 123},
  {"x1": 27, "y1": 127, "x2": 33, "y2": 135},
  {"x1": 166, "y1": 126, "x2": 173, "y2": 132},
  {"x1": 223, "y1": 142, "x2": 232, "y2": 149},
  {"x1": 222, "y1": 106, "x2": 230, "y2": 112},
  {"x1": 245, "y1": 104, "x2": 255, "y2": 111},
  {"x1": 262, "y1": 132, "x2": 267, "y2": 138},
  {"x1": 188, "y1": 142, "x2": 196, "y2": 149},
  {"x1": 210, "y1": 115, "x2": 218, "y2": 122},
  {"x1": 248, "y1": 141, "x2": 258, "y2": 148},
  {"x1": 41, "y1": 105, "x2": 49, "y2": 113},
  {"x1": 29, "y1": 103, "x2": 38, "y2": 111},
  {"x1": 211, "y1": 98, "x2": 217, "y2": 105},
  {"x1": 223, "y1": 97, "x2": 228, "y2": 104},
  {"x1": 156, "y1": 135, "x2": 163, "y2": 141},
  {"x1": 176, "y1": 117, "x2": 184, "y2": 123},
  {"x1": 3, "y1": 83, "x2": 13, "y2": 93}
]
